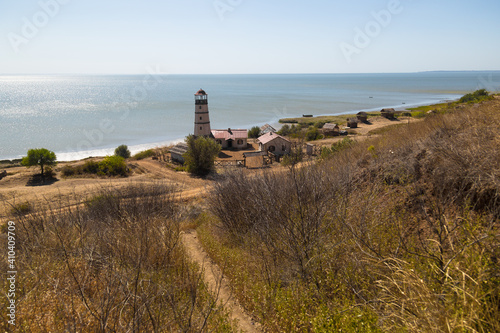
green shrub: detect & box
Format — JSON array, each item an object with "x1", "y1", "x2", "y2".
[
  {"x1": 321, "y1": 137, "x2": 355, "y2": 159},
  {"x1": 82, "y1": 160, "x2": 100, "y2": 174},
  {"x1": 314, "y1": 121, "x2": 326, "y2": 129},
  {"x1": 132, "y1": 149, "x2": 155, "y2": 160},
  {"x1": 184, "y1": 135, "x2": 221, "y2": 177},
  {"x1": 248, "y1": 126, "x2": 261, "y2": 138},
  {"x1": 114, "y1": 144, "x2": 131, "y2": 159},
  {"x1": 306, "y1": 126, "x2": 321, "y2": 141},
  {"x1": 459, "y1": 89, "x2": 491, "y2": 103},
  {"x1": 278, "y1": 124, "x2": 291, "y2": 136},
  {"x1": 97, "y1": 156, "x2": 128, "y2": 177}
]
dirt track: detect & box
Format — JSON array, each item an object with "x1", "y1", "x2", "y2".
[{"x1": 181, "y1": 230, "x2": 261, "y2": 333}]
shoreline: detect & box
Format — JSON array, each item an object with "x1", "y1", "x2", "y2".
[
  {"x1": 0, "y1": 98, "x2": 458, "y2": 163},
  {"x1": 0, "y1": 97, "x2": 463, "y2": 163}
]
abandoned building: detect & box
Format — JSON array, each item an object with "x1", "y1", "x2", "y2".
[
  {"x1": 322, "y1": 123, "x2": 340, "y2": 136},
  {"x1": 357, "y1": 111, "x2": 368, "y2": 122},
  {"x1": 346, "y1": 118, "x2": 359, "y2": 128},
  {"x1": 381, "y1": 108, "x2": 396, "y2": 119}
]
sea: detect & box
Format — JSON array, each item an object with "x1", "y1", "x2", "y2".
[{"x1": 1, "y1": 71, "x2": 499, "y2": 161}]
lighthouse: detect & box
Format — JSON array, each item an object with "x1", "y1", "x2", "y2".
[{"x1": 194, "y1": 89, "x2": 212, "y2": 137}]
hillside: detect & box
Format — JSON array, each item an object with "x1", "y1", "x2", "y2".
[
  {"x1": 198, "y1": 96, "x2": 500, "y2": 332},
  {"x1": 1, "y1": 95, "x2": 499, "y2": 332}
]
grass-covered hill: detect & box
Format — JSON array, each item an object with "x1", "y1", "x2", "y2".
[{"x1": 198, "y1": 94, "x2": 500, "y2": 332}]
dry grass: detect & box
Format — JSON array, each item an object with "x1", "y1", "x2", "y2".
[
  {"x1": 0, "y1": 182, "x2": 233, "y2": 332},
  {"x1": 200, "y1": 99, "x2": 500, "y2": 332}
]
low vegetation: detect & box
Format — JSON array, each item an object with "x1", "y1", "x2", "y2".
[
  {"x1": 132, "y1": 149, "x2": 155, "y2": 160},
  {"x1": 0, "y1": 183, "x2": 233, "y2": 332},
  {"x1": 459, "y1": 88, "x2": 492, "y2": 103},
  {"x1": 198, "y1": 95, "x2": 500, "y2": 332},
  {"x1": 61, "y1": 156, "x2": 129, "y2": 177}
]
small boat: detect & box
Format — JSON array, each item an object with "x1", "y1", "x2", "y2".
[
  {"x1": 302, "y1": 114, "x2": 313, "y2": 118},
  {"x1": 369, "y1": 96, "x2": 373, "y2": 98}
]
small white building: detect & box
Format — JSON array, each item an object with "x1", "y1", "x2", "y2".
[
  {"x1": 211, "y1": 128, "x2": 248, "y2": 150},
  {"x1": 257, "y1": 132, "x2": 291, "y2": 156}
]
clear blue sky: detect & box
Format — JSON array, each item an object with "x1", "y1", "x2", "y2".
[{"x1": 1, "y1": 0, "x2": 499, "y2": 74}]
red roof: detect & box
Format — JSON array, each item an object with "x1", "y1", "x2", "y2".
[
  {"x1": 195, "y1": 89, "x2": 207, "y2": 96},
  {"x1": 211, "y1": 129, "x2": 248, "y2": 140},
  {"x1": 257, "y1": 132, "x2": 290, "y2": 145}
]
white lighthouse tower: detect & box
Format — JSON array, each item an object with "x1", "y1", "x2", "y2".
[{"x1": 194, "y1": 89, "x2": 212, "y2": 137}]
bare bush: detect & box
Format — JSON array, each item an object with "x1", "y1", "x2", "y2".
[{"x1": 1, "y1": 182, "x2": 229, "y2": 332}]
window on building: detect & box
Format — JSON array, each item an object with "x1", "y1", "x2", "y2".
[
  {"x1": 282, "y1": 145, "x2": 286, "y2": 151},
  {"x1": 216, "y1": 140, "x2": 222, "y2": 145},
  {"x1": 269, "y1": 145, "x2": 276, "y2": 152},
  {"x1": 200, "y1": 127, "x2": 202, "y2": 130},
  {"x1": 237, "y1": 139, "x2": 243, "y2": 145},
  {"x1": 199, "y1": 106, "x2": 202, "y2": 109},
  {"x1": 200, "y1": 117, "x2": 202, "y2": 120}
]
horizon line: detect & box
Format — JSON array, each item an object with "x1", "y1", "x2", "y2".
[{"x1": 1, "y1": 70, "x2": 500, "y2": 76}]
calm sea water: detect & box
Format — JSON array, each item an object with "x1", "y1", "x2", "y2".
[{"x1": 1, "y1": 72, "x2": 498, "y2": 161}]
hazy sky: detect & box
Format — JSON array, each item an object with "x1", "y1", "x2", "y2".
[{"x1": 1, "y1": 0, "x2": 499, "y2": 74}]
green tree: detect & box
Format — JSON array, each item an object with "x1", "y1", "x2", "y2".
[
  {"x1": 21, "y1": 148, "x2": 57, "y2": 177},
  {"x1": 114, "y1": 144, "x2": 131, "y2": 159},
  {"x1": 278, "y1": 124, "x2": 291, "y2": 136},
  {"x1": 183, "y1": 135, "x2": 221, "y2": 176},
  {"x1": 248, "y1": 126, "x2": 261, "y2": 138}
]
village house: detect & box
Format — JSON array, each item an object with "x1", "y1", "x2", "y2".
[
  {"x1": 357, "y1": 111, "x2": 368, "y2": 122},
  {"x1": 381, "y1": 108, "x2": 396, "y2": 119},
  {"x1": 346, "y1": 118, "x2": 359, "y2": 128},
  {"x1": 260, "y1": 124, "x2": 276, "y2": 135},
  {"x1": 257, "y1": 132, "x2": 291, "y2": 156},
  {"x1": 322, "y1": 123, "x2": 340, "y2": 136},
  {"x1": 211, "y1": 128, "x2": 248, "y2": 150}
]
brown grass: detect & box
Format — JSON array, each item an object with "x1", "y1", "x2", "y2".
[
  {"x1": 0, "y1": 182, "x2": 233, "y2": 332},
  {"x1": 200, "y1": 98, "x2": 500, "y2": 332}
]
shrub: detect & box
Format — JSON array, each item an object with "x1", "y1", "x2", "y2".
[
  {"x1": 314, "y1": 121, "x2": 326, "y2": 129},
  {"x1": 132, "y1": 149, "x2": 155, "y2": 160},
  {"x1": 278, "y1": 124, "x2": 291, "y2": 136},
  {"x1": 459, "y1": 89, "x2": 490, "y2": 103},
  {"x1": 114, "y1": 144, "x2": 131, "y2": 159},
  {"x1": 61, "y1": 165, "x2": 76, "y2": 177},
  {"x1": 10, "y1": 202, "x2": 32, "y2": 216},
  {"x1": 82, "y1": 160, "x2": 99, "y2": 174},
  {"x1": 248, "y1": 126, "x2": 261, "y2": 138},
  {"x1": 184, "y1": 135, "x2": 221, "y2": 177},
  {"x1": 320, "y1": 137, "x2": 355, "y2": 159},
  {"x1": 281, "y1": 144, "x2": 304, "y2": 167},
  {"x1": 98, "y1": 156, "x2": 128, "y2": 177},
  {"x1": 306, "y1": 126, "x2": 321, "y2": 141}
]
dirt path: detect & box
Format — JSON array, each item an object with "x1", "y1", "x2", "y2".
[{"x1": 181, "y1": 230, "x2": 261, "y2": 333}]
